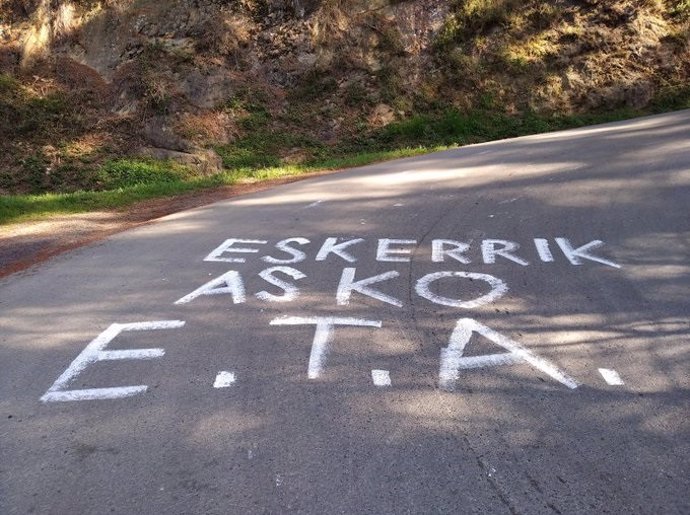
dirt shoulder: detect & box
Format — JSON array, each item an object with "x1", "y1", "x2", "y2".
[{"x1": 0, "y1": 171, "x2": 338, "y2": 279}]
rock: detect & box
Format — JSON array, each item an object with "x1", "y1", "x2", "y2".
[
  {"x1": 297, "y1": 52, "x2": 317, "y2": 68},
  {"x1": 314, "y1": 48, "x2": 334, "y2": 69},
  {"x1": 385, "y1": 0, "x2": 450, "y2": 55},
  {"x1": 625, "y1": 81, "x2": 654, "y2": 109},
  {"x1": 281, "y1": 147, "x2": 311, "y2": 165},
  {"x1": 368, "y1": 103, "x2": 396, "y2": 127},
  {"x1": 180, "y1": 69, "x2": 234, "y2": 109},
  {"x1": 139, "y1": 147, "x2": 223, "y2": 175},
  {"x1": 155, "y1": 37, "x2": 196, "y2": 54},
  {"x1": 364, "y1": 53, "x2": 383, "y2": 72},
  {"x1": 78, "y1": 8, "x2": 131, "y2": 78},
  {"x1": 143, "y1": 116, "x2": 193, "y2": 152}
]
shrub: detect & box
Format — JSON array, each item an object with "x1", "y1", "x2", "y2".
[{"x1": 97, "y1": 159, "x2": 190, "y2": 189}]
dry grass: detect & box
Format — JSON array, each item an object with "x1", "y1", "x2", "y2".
[
  {"x1": 61, "y1": 133, "x2": 109, "y2": 159},
  {"x1": 195, "y1": 12, "x2": 254, "y2": 61},
  {"x1": 174, "y1": 111, "x2": 239, "y2": 146},
  {"x1": 311, "y1": 0, "x2": 352, "y2": 46},
  {"x1": 434, "y1": 0, "x2": 688, "y2": 113}
]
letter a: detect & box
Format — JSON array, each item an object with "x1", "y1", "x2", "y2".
[
  {"x1": 174, "y1": 271, "x2": 246, "y2": 305},
  {"x1": 439, "y1": 318, "x2": 579, "y2": 391}
]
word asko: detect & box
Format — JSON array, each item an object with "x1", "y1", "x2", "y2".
[{"x1": 174, "y1": 236, "x2": 621, "y2": 309}]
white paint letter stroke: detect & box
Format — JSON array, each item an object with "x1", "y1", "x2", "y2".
[
  {"x1": 256, "y1": 266, "x2": 306, "y2": 302},
  {"x1": 555, "y1": 238, "x2": 621, "y2": 268},
  {"x1": 175, "y1": 271, "x2": 246, "y2": 305},
  {"x1": 40, "y1": 320, "x2": 185, "y2": 402},
  {"x1": 439, "y1": 318, "x2": 579, "y2": 391},
  {"x1": 337, "y1": 268, "x2": 402, "y2": 307},
  {"x1": 376, "y1": 239, "x2": 417, "y2": 262},
  {"x1": 415, "y1": 271, "x2": 507, "y2": 308},
  {"x1": 270, "y1": 316, "x2": 381, "y2": 379},
  {"x1": 262, "y1": 238, "x2": 310, "y2": 265},
  {"x1": 315, "y1": 237, "x2": 364, "y2": 263},
  {"x1": 481, "y1": 239, "x2": 529, "y2": 266},
  {"x1": 204, "y1": 239, "x2": 267, "y2": 263},
  {"x1": 432, "y1": 240, "x2": 471, "y2": 264},
  {"x1": 598, "y1": 368, "x2": 624, "y2": 385},
  {"x1": 371, "y1": 369, "x2": 392, "y2": 387},
  {"x1": 214, "y1": 371, "x2": 237, "y2": 388}
]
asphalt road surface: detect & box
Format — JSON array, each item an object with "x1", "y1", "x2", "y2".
[{"x1": 2, "y1": 111, "x2": 689, "y2": 514}]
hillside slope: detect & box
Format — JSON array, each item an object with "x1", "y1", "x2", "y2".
[{"x1": 1, "y1": 0, "x2": 689, "y2": 195}]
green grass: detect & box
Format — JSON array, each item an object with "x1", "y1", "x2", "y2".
[
  {"x1": 2, "y1": 96, "x2": 689, "y2": 226},
  {"x1": 97, "y1": 158, "x2": 195, "y2": 189},
  {"x1": 670, "y1": 0, "x2": 690, "y2": 18},
  {"x1": 377, "y1": 108, "x2": 641, "y2": 146},
  {"x1": 0, "y1": 147, "x2": 435, "y2": 225}
]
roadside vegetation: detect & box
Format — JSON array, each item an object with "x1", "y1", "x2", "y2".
[
  {"x1": 3, "y1": 94, "x2": 689, "y2": 225},
  {"x1": 1, "y1": 0, "x2": 689, "y2": 225}
]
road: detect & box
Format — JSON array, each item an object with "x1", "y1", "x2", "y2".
[{"x1": 1, "y1": 110, "x2": 689, "y2": 514}]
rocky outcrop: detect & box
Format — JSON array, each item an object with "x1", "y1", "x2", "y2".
[
  {"x1": 139, "y1": 147, "x2": 222, "y2": 175},
  {"x1": 0, "y1": 0, "x2": 687, "y2": 188},
  {"x1": 7, "y1": 0, "x2": 456, "y2": 144}
]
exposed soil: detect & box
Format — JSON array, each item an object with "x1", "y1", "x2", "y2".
[{"x1": 0, "y1": 170, "x2": 339, "y2": 279}]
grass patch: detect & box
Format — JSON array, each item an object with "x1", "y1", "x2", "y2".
[
  {"x1": 97, "y1": 158, "x2": 195, "y2": 189},
  {"x1": 670, "y1": 0, "x2": 690, "y2": 18},
  {"x1": 0, "y1": 147, "x2": 435, "y2": 225},
  {"x1": 649, "y1": 84, "x2": 690, "y2": 111},
  {"x1": 376, "y1": 108, "x2": 639, "y2": 148},
  {"x1": 436, "y1": 0, "x2": 524, "y2": 46},
  {"x1": 0, "y1": 181, "x2": 202, "y2": 224}
]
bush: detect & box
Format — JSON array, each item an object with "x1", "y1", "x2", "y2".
[{"x1": 97, "y1": 159, "x2": 190, "y2": 189}]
